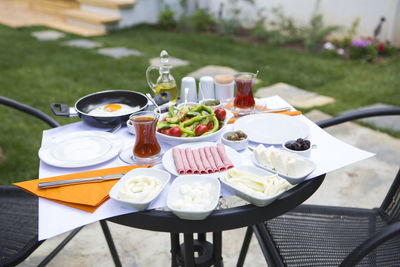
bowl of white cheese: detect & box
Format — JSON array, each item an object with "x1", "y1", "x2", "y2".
[
  {"x1": 109, "y1": 168, "x2": 171, "y2": 211},
  {"x1": 252, "y1": 144, "x2": 316, "y2": 184},
  {"x1": 220, "y1": 165, "x2": 292, "y2": 207},
  {"x1": 167, "y1": 175, "x2": 220, "y2": 220}
]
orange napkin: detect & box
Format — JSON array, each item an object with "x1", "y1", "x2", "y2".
[
  {"x1": 13, "y1": 165, "x2": 149, "y2": 213},
  {"x1": 225, "y1": 102, "x2": 302, "y2": 124}
]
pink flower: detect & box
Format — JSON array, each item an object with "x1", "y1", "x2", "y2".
[{"x1": 378, "y1": 44, "x2": 385, "y2": 52}]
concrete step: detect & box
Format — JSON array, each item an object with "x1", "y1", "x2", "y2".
[
  {"x1": 29, "y1": 0, "x2": 80, "y2": 15},
  {"x1": 64, "y1": 9, "x2": 120, "y2": 31},
  {"x1": 45, "y1": 20, "x2": 106, "y2": 36},
  {"x1": 78, "y1": 0, "x2": 136, "y2": 9}
]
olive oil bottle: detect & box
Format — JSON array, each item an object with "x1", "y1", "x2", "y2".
[{"x1": 146, "y1": 50, "x2": 178, "y2": 104}]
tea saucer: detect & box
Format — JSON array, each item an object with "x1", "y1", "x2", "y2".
[{"x1": 119, "y1": 147, "x2": 163, "y2": 166}]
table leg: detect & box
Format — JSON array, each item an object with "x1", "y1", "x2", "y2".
[
  {"x1": 198, "y1": 233, "x2": 206, "y2": 242},
  {"x1": 184, "y1": 233, "x2": 195, "y2": 266},
  {"x1": 236, "y1": 227, "x2": 253, "y2": 267},
  {"x1": 170, "y1": 233, "x2": 180, "y2": 267},
  {"x1": 213, "y1": 232, "x2": 223, "y2": 267},
  {"x1": 100, "y1": 220, "x2": 122, "y2": 267}
]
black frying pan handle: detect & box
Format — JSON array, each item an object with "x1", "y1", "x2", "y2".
[{"x1": 51, "y1": 103, "x2": 71, "y2": 116}]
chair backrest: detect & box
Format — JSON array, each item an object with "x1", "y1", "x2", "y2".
[
  {"x1": 0, "y1": 96, "x2": 60, "y2": 128},
  {"x1": 381, "y1": 169, "x2": 400, "y2": 223},
  {"x1": 316, "y1": 106, "x2": 400, "y2": 224}
]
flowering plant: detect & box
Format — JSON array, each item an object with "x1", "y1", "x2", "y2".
[
  {"x1": 349, "y1": 39, "x2": 377, "y2": 62},
  {"x1": 376, "y1": 41, "x2": 397, "y2": 56}
]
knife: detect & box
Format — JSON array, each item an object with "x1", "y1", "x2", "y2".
[
  {"x1": 228, "y1": 107, "x2": 298, "y2": 124},
  {"x1": 38, "y1": 173, "x2": 125, "y2": 189}
]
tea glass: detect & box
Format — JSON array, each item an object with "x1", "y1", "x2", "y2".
[
  {"x1": 233, "y1": 72, "x2": 256, "y2": 113},
  {"x1": 120, "y1": 110, "x2": 162, "y2": 166}
]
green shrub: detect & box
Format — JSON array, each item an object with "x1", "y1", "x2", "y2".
[
  {"x1": 303, "y1": 13, "x2": 341, "y2": 52},
  {"x1": 189, "y1": 9, "x2": 215, "y2": 32},
  {"x1": 216, "y1": 17, "x2": 241, "y2": 36},
  {"x1": 158, "y1": 8, "x2": 176, "y2": 30},
  {"x1": 343, "y1": 18, "x2": 360, "y2": 48}
]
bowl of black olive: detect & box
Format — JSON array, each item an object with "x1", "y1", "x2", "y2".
[
  {"x1": 221, "y1": 130, "x2": 248, "y2": 151},
  {"x1": 282, "y1": 138, "x2": 313, "y2": 156}
]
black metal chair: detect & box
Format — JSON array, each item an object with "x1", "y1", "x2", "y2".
[
  {"x1": 0, "y1": 96, "x2": 122, "y2": 267},
  {"x1": 237, "y1": 106, "x2": 400, "y2": 267}
]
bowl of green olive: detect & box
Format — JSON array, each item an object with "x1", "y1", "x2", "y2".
[{"x1": 221, "y1": 130, "x2": 248, "y2": 151}]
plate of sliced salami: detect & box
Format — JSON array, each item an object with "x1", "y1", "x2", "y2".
[{"x1": 162, "y1": 142, "x2": 241, "y2": 177}]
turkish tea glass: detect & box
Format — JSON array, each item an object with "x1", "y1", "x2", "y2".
[
  {"x1": 120, "y1": 110, "x2": 162, "y2": 166},
  {"x1": 233, "y1": 72, "x2": 256, "y2": 112}
]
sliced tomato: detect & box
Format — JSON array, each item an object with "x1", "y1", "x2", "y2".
[{"x1": 207, "y1": 121, "x2": 214, "y2": 130}]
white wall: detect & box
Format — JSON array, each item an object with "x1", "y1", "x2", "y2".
[{"x1": 199, "y1": 0, "x2": 400, "y2": 45}]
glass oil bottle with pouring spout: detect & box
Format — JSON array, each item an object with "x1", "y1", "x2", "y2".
[{"x1": 146, "y1": 50, "x2": 178, "y2": 105}]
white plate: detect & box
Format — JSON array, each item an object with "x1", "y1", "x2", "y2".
[
  {"x1": 220, "y1": 165, "x2": 290, "y2": 207},
  {"x1": 251, "y1": 154, "x2": 316, "y2": 184},
  {"x1": 38, "y1": 131, "x2": 123, "y2": 168},
  {"x1": 109, "y1": 168, "x2": 171, "y2": 211},
  {"x1": 162, "y1": 142, "x2": 241, "y2": 178},
  {"x1": 233, "y1": 113, "x2": 309, "y2": 144}
]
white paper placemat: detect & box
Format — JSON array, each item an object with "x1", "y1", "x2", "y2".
[{"x1": 38, "y1": 95, "x2": 374, "y2": 240}]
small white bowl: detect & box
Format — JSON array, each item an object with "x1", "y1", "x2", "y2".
[
  {"x1": 199, "y1": 99, "x2": 222, "y2": 107},
  {"x1": 177, "y1": 102, "x2": 198, "y2": 109},
  {"x1": 220, "y1": 165, "x2": 290, "y2": 207},
  {"x1": 282, "y1": 140, "x2": 313, "y2": 157},
  {"x1": 167, "y1": 175, "x2": 220, "y2": 220},
  {"x1": 221, "y1": 131, "x2": 248, "y2": 151},
  {"x1": 109, "y1": 168, "x2": 171, "y2": 211}
]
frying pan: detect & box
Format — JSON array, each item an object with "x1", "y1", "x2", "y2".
[{"x1": 51, "y1": 90, "x2": 149, "y2": 127}]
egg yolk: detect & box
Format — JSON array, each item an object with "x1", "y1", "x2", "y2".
[{"x1": 104, "y1": 104, "x2": 122, "y2": 112}]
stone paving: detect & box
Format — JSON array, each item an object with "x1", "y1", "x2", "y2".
[
  {"x1": 97, "y1": 47, "x2": 142, "y2": 59},
  {"x1": 187, "y1": 65, "x2": 238, "y2": 79},
  {"x1": 187, "y1": 65, "x2": 261, "y2": 83},
  {"x1": 256, "y1": 82, "x2": 335, "y2": 108},
  {"x1": 31, "y1": 30, "x2": 65, "y2": 41},
  {"x1": 149, "y1": 56, "x2": 189, "y2": 67},
  {"x1": 347, "y1": 103, "x2": 400, "y2": 131},
  {"x1": 62, "y1": 39, "x2": 102, "y2": 49}
]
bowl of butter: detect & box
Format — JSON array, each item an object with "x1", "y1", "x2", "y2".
[{"x1": 109, "y1": 168, "x2": 171, "y2": 211}]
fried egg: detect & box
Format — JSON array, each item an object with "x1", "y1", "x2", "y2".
[{"x1": 88, "y1": 103, "x2": 140, "y2": 117}]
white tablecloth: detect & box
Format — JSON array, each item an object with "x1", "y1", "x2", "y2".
[{"x1": 38, "y1": 95, "x2": 374, "y2": 240}]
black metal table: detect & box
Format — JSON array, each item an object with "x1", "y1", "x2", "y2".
[{"x1": 108, "y1": 174, "x2": 325, "y2": 266}]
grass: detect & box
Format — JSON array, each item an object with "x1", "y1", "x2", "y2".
[{"x1": 0, "y1": 24, "x2": 399, "y2": 184}]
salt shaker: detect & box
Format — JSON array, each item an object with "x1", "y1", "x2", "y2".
[
  {"x1": 199, "y1": 76, "x2": 215, "y2": 100},
  {"x1": 180, "y1": 77, "x2": 197, "y2": 103},
  {"x1": 214, "y1": 74, "x2": 234, "y2": 104}
]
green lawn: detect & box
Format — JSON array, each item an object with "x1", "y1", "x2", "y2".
[{"x1": 0, "y1": 24, "x2": 399, "y2": 184}]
